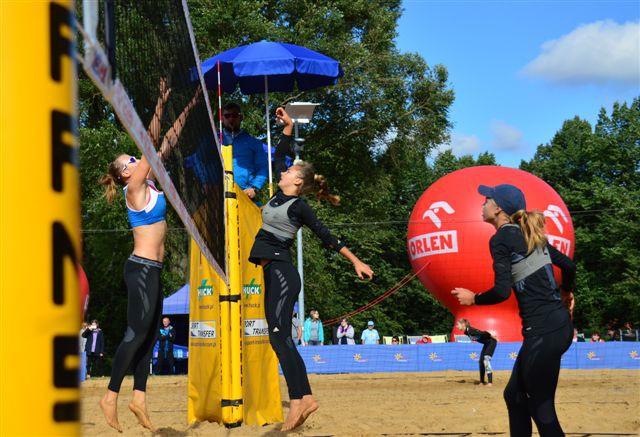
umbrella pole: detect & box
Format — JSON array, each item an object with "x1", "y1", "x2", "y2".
[{"x1": 264, "y1": 76, "x2": 273, "y2": 197}]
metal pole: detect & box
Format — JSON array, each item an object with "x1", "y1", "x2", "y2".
[
  {"x1": 264, "y1": 76, "x2": 273, "y2": 197},
  {"x1": 295, "y1": 121, "x2": 305, "y2": 326}
]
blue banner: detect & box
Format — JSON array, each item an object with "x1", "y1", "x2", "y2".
[{"x1": 295, "y1": 342, "x2": 640, "y2": 374}]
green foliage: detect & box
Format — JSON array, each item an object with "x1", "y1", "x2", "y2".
[{"x1": 521, "y1": 98, "x2": 640, "y2": 331}]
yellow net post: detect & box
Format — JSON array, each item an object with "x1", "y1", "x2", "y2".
[
  {"x1": 1, "y1": 1, "x2": 80, "y2": 435},
  {"x1": 221, "y1": 145, "x2": 244, "y2": 426}
]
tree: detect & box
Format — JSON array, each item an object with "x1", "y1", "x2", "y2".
[{"x1": 521, "y1": 98, "x2": 640, "y2": 330}]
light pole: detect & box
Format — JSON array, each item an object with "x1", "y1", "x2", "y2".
[{"x1": 284, "y1": 102, "x2": 319, "y2": 325}]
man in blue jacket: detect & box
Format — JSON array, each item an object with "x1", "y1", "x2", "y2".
[{"x1": 221, "y1": 102, "x2": 269, "y2": 200}]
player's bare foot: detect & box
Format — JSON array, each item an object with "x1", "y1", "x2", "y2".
[
  {"x1": 129, "y1": 390, "x2": 155, "y2": 431},
  {"x1": 99, "y1": 392, "x2": 123, "y2": 433},
  {"x1": 281, "y1": 399, "x2": 305, "y2": 431},
  {"x1": 294, "y1": 395, "x2": 319, "y2": 429},
  {"x1": 129, "y1": 402, "x2": 155, "y2": 431}
]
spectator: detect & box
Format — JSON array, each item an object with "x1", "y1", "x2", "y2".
[
  {"x1": 622, "y1": 321, "x2": 634, "y2": 336},
  {"x1": 157, "y1": 317, "x2": 175, "y2": 375},
  {"x1": 336, "y1": 318, "x2": 355, "y2": 345},
  {"x1": 605, "y1": 328, "x2": 618, "y2": 342},
  {"x1": 361, "y1": 321, "x2": 380, "y2": 345},
  {"x1": 292, "y1": 310, "x2": 302, "y2": 346},
  {"x1": 221, "y1": 102, "x2": 269, "y2": 200},
  {"x1": 79, "y1": 322, "x2": 88, "y2": 380},
  {"x1": 391, "y1": 336, "x2": 400, "y2": 345},
  {"x1": 83, "y1": 319, "x2": 105, "y2": 378},
  {"x1": 572, "y1": 328, "x2": 585, "y2": 342},
  {"x1": 416, "y1": 334, "x2": 432, "y2": 344},
  {"x1": 590, "y1": 332, "x2": 605, "y2": 343},
  {"x1": 303, "y1": 310, "x2": 324, "y2": 346},
  {"x1": 79, "y1": 322, "x2": 88, "y2": 355}
]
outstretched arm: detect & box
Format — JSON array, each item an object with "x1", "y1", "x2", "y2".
[
  {"x1": 158, "y1": 85, "x2": 203, "y2": 161},
  {"x1": 148, "y1": 77, "x2": 171, "y2": 148}
]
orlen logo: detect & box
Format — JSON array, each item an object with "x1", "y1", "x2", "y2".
[
  {"x1": 422, "y1": 201, "x2": 455, "y2": 229},
  {"x1": 408, "y1": 201, "x2": 458, "y2": 260},
  {"x1": 544, "y1": 204, "x2": 571, "y2": 255}
]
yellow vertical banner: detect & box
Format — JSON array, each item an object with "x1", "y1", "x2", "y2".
[
  {"x1": 187, "y1": 145, "x2": 282, "y2": 427},
  {"x1": 187, "y1": 240, "x2": 223, "y2": 424},
  {"x1": 1, "y1": 1, "x2": 80, "y2": 435},
  {"x1": 238, "y1": 189, "x2": 284, "y2": 425}
]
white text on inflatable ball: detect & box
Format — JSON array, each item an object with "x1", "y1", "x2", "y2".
[{"x1": 408, "y1": 230, "x2": 459, "y2": 260}]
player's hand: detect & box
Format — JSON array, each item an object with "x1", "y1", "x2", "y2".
[
  {"x1": 243, "y1": 187, "x2": 257, "y2": 199},
  {"x1": 451, "y1": 287, "x2": 476, "y2": 306},
  {"x1": 159, "y1": 77, "x2": 171, "y2": 102},
  {"x1": 561, "y1": 290, "x2": 574, "y2": 318},
  {"x1": 275, "y1": 107, "x2": 293, "y2": 127},
  {"x1": 354, "y1": 261, "x2": 373, "y2": 280}
]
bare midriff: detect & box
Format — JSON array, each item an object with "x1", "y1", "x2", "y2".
[{"x1": 131, "y1": 220, "x2": 167, "y2": 262}]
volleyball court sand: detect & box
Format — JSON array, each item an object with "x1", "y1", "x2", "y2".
[{"x1": 81, "y1": 370, "x2": 639, "y2": 436}]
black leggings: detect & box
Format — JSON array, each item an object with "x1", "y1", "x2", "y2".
[
  {"x1": 263, "y1": 260, "x2": 311, "y2": 400},
  {"x1": 479, "y1": 338, "x2": 497, "y2": 384},
  {"x1": 504, "y1": 322, "x2": 573, "y2": 437},
  {"x1": 108, "y1": 255, "x2": 163, "y2": 393}
]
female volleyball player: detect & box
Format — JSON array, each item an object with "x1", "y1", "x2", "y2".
[
  {"x1": 97, "y1": 79, "x2": 200, "y2": 432},
  {"x1": 451, "y1": 184, "x2": 575, "y2": 437},
  {"x1": 249, "y1": 107, "x2": 374, "y2": 431},
  {"x1": 456, "y1": 318, "x2": 497, "y2": 386}
]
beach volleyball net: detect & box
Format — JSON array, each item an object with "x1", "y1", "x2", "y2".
[{"x1": 78, "y1": 0, "x2": 225, "y2": 278}]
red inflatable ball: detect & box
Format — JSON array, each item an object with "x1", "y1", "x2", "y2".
[
  {"x1": 407, "y1": 166, "x2": 574, "y2": 341},
  {"x1": 78, "y1": 264, "x2": 90, "y2": 317}
]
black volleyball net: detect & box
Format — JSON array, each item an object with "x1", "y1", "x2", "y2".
[{"x1": 78, "y1": 0, "x2": 226, "y2": 277}]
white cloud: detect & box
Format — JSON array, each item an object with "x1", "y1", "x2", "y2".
[
  {"x1": 437, "y1": 132, "x2": 481, "y2": 156},
  {"x1": 491, "y1": 120, "x2": 525, "y2": 151},
  {"x1": 522, "y1": 20, "x2": 640, "y2": 86}
]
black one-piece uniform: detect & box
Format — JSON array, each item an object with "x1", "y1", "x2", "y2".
[
  {"x1": 465, "y1": 326, "x2": 497, "y2": 384},
  {"x1": 249, "y1": 134, "x2": 344, "y2": 400},
  {"x1": 474, "y1": 224, "x2": 576, "y2": 437}
]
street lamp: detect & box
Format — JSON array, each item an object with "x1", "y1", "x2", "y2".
[{"x1": 284, "y1": 102, "x2": 319, "y2": 324}]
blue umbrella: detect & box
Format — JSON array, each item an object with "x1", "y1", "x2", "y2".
[
  {"x1": 201, "y1": 40, "x2": 343, "y2": 193},
  {"x1": 201, "y1": 40, "x2": 343, "y2": 94}
]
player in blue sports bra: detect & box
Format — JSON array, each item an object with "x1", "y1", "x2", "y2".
[{"x1": 97, "y1": 78, "x2": 201, "y2": 433}]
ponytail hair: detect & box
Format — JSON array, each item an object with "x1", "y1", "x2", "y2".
[
  {"x1": 99, "y1": 158, "x2": 126, "y2": 203},
  {"x1": 296, "y1": 161, "x2": 341, "y2": 206},
  {"x1": 511, "y1": 210, "x2": 547, "y2": 254}
]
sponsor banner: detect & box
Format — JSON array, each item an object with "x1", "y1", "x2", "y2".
[
  {"x1": 244, "y1": 319, "x2": 269, "y2": 337},
  {"x1": 187, "y1": 240, "x2": 223, "y2": 424},
  {"x1": 236, "y1": 185, "x2": 283, "y2": 425},
  {"x1": 190, "y1": 321, "x2": 217, "y2": 339},
  {"x1": 294, "y1": 343, "x2": 640, "y2": 374}
]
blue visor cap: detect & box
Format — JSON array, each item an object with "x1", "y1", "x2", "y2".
[{"x1": 478, "y1": 184, "x2": 526, "y2": 216}]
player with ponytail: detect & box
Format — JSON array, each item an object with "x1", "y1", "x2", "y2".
[
  {"x1": 96, "y1": 79, "x2": 200, "y2": 433},
  {"x1": 451, "y1": 184, "x2": 576, "y2": 437},
  {"x1": 249, "y1": 107, "x2": 373, "y2": 431}
]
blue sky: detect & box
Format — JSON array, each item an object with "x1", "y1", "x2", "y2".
[{"x1": 396, "y1": 0, "x2": 640, "y2": 167}]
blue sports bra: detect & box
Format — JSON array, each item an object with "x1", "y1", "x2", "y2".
[{"x1": 123, "y1": 180, "x2": 167, "y2": 228}]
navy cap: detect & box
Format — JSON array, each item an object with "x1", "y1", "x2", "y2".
[{"x1": 478, "y1": 184, "x2": 526, "y2": 215}]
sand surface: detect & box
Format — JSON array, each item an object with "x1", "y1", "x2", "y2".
[{"x1": 81, "y1": 370, "x2": 640, "y2": 436}]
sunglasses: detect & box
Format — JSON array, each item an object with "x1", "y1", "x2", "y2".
[
  {"x1": 223, "y1": 113, "x2": 241, "y2": 119},
  {"x1": 122, "y1": 156, "x2": 137, "y2": 171}
]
